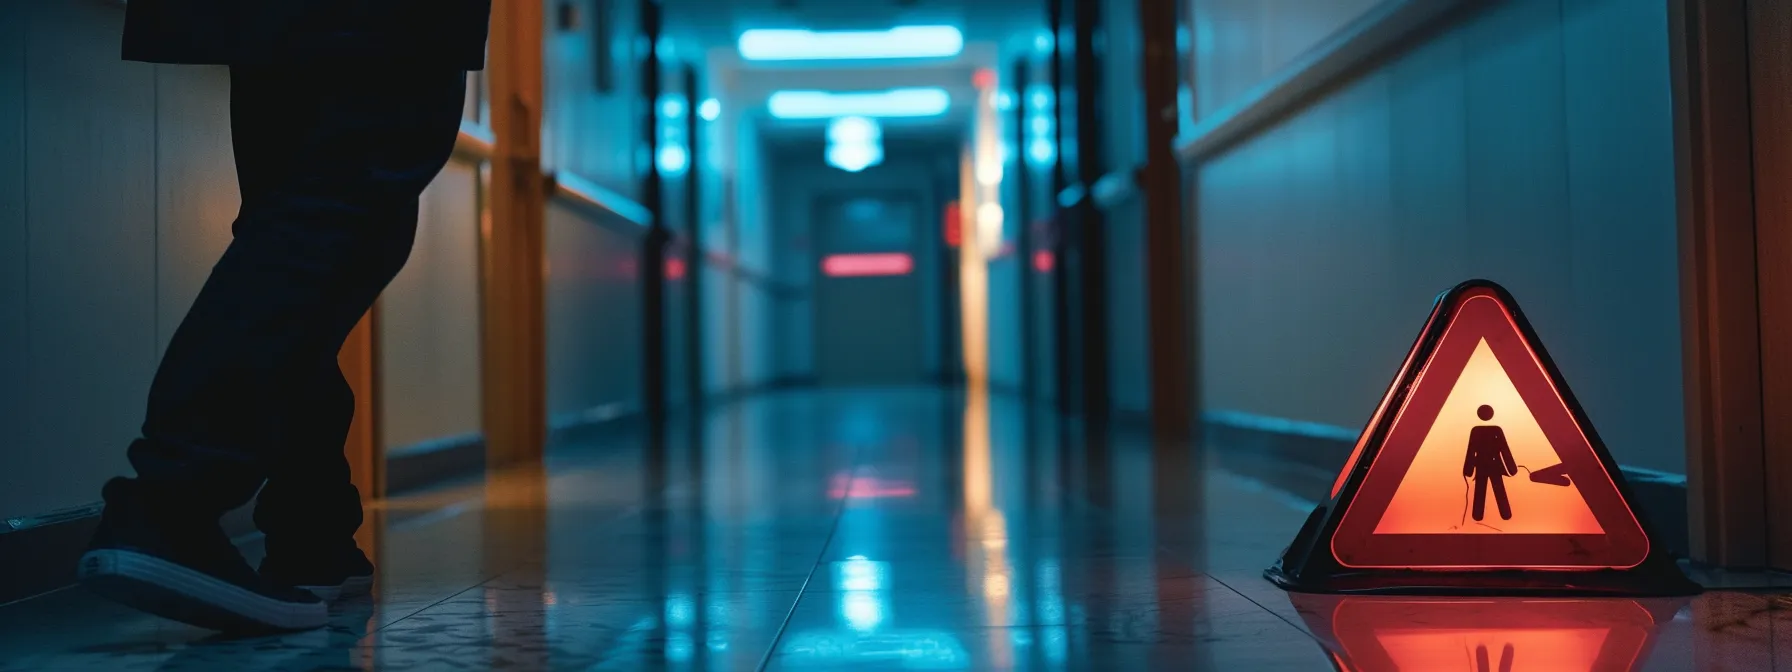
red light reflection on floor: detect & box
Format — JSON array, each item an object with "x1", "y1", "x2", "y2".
[
  {"x1": 1032, "y1": 250, "x2": 1054, "y2": 272},
  {"x1": 1289, "y1": 595, "x2": 1679, "y2": 672},
  {"x1": 665, "y1": 257, "x2": 686, "y2": 279},
  {"x1": 823, "y1": 253, "x2": 914, "y2": 277},
  {"x1": 829, "y1": 473, "x2": 917, "y2": 499}
]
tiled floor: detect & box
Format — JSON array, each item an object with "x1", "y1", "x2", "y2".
[{"x1": 2, "y1": 388, "x2": 1790, "y2": 670}]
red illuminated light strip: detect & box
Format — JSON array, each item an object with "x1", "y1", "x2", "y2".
[{"x1": 822, "y1": 252, "x2": 914, "y2": 277}]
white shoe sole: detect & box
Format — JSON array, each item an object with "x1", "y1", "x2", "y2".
[
  {"x1": 78, "y1": 549, "x2": 328, "y2": 632},
  {"x1": 299, "y1": 573, "x2": 374, "y2": 603}
]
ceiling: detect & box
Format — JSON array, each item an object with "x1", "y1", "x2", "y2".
[
  {"x1": 661, "y1": 0, "x2": 1045, "y2": 47},
  {"x1": 661, "y1": 0, "x2": 1040, "y2": 141}
]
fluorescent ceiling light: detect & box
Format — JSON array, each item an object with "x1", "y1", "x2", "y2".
[
  {"x1": 769, "y1": 88, "x2": 951, "y2": 119},
  {"x1": 826, "y1": 141, "x2": 883, "y2": 172},
  {"x1": 739, "y1": 26, "x2": 963, "y2": 61},
  {"x1": 827, "y1": 116, "x2": 882, "y2": 144}
]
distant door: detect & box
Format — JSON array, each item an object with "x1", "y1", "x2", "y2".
[{"x1": 813, "y1": 193, "x2": 925, "y2": 385}]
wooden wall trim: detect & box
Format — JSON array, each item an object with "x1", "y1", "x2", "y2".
[
  {"x1": 1669, "y1": 0, "x2": 1768, "y2": 568},
  {"x1": 455, "y1": 121, "x2": 495, "y2": 162},
  {"x1": 483, "y1": 0, "x2": 549, "y2": 468},
  {"x1": 1138, "y1": 0, "x2": 1192, "y2": 441},
  {"x1": 1747, "y1": 0, "x2": 1792, "y2": 569}
]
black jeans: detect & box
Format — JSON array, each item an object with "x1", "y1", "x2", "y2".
[{"x1": 112, "y1": 64, "x2": 467, "y2": 558}]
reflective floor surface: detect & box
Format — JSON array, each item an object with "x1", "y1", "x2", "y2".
[{"x1": 2, "y1": 388, "x2": 1790, "y2": 670}]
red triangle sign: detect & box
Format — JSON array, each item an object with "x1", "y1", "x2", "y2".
[
  {"x1": 1286, "y1": 594, "x2": 1685, "y2": 672},
  {"x1": 1267, "y1": 280, "x2": 1697, "y2": 595}
]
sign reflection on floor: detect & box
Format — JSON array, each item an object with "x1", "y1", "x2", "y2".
[{"x1": 1289, "y1": 594, "x2": 1685, "y2": 671}]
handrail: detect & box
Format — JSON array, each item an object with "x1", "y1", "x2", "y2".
[
  {"x1": 544, "y1": 170, "x2": 654, "y2": 229},
  {"x1": 1174, "y1": 0, "x2": 1489, "y2": 164},
  {"x1": 704, "y1": 248, "x2": 806, "y2": 298},
  {"x1": 1064, "y1": 0, "x2": 1489, "y2": 215},
  {"x1": 453, "y1": 120, "x2": 495, "y2": 161}
]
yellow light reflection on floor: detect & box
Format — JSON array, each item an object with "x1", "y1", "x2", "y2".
[{"x1": 961, "y1": 387, "x2": 1013, "y2": 665}]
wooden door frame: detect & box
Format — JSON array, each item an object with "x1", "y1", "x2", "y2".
[
  {"x1": 1669, "y1": 0, "x2": 1792, "y2": 569},
  {"x1": 1745, "y1": 0, "x2": 1792, "y2": 569}
]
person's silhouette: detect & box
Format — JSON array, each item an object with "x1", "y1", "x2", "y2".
[{"x1": 1463, "y1": 405, "x2": 1517, "y2": 522}]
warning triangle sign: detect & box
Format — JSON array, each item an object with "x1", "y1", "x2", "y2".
[{"x1": 1267, "y1": 280, "x2": 1698, "y2": 595}]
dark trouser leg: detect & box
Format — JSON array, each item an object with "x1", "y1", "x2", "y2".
[
  {"x1": 254, "y1": 198, "x2": 420, "y2": 559},
  {"x1": 114, "y1": 63, "x2": 466, "y2": 520}
]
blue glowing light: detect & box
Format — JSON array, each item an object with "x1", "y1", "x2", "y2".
[
  {"x1": 698, "y1": 98, "x2": 721, "y2": 121},
  {"x1": 738, "y1": 26, "x2": 964, "y2": 61},
  {"x1": 827, "y1": 116, "x2": 882, "y2": 144},
  {"x1": 657, "y1": 144, "x2": 689, "y2": 174},
  {"x1": 1027, "y1": 139, "x2": 1055, "y2": 165},
  {"x1": 768, "y1": 88, "x2": 951, "y2": 119},
  {"x1": 827, "y1": 141, "x2": 882, "y2": 172},
  {"x1": 1027, "y1": 85, "x2": 1052, "y2": 111},
  {"x1": 660, "y1": 95, "x2": 685, "y2": 119}
]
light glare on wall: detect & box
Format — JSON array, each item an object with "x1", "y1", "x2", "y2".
[
  {"x1": 738, "y1": 26, "x2": 964, "y2": 61},
  {"x1": 976, "y1": 203, "x2": 1004, "y2": 256},
  {"x1": 768, "y1": 88, "x2": 951, "y2": 119}
]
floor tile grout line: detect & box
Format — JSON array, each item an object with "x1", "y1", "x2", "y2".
[
  {"x1": 1069, "y1": 486, "x2": 1327, "y2": 644},
  {"x1": 360, "y1": 501, "x2": 648, "y2": 637},
  {"x1": 1197, "y1": 569, "x2": 1322, "y2": 642},
  {"x1": 752, "y1": 444, "x2": 867, "y2": 672}
]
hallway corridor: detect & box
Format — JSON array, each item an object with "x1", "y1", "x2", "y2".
[{"x1": 0, "y1": 390, "x2": 1786, "y2": 671}]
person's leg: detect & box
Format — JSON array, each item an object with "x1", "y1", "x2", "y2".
[
  {"x1": 1490, "y1": 475, "x2": 1512, "y2": 521},
  {"x1": 252, "y1": 235, "x2": 414, "y2": 600},
  {"x1": 81, "y1": 62, "x2": 466, "y2": 633},
  {"x1": 1472, "y1": 476, "x2": 1488, "y2": 521},
  {"x1": 252, "y1": 356, "x2": 371, "y2": 600}
]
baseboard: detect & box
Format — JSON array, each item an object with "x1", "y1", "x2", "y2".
[
  {"x1": 0, "y1": 504, "x2": 102, "y2": 606},
  {"x1": 385, "y1": 432, "x2": 487, "y2": 495},
  {"x1": 701, "y1": 376, "x2": 816, "y2": 405},
  {"x1": 1202, "y1": 411, "x2": 1691, "y2": 560}
]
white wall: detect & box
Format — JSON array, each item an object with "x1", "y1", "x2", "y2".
[{"x1": 379, "y1": 162, "x2": 484, "y2": 450}]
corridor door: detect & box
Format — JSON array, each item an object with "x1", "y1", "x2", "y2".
[{"x1": 812, "y1": 193, "x2": 926, "y2": 386}]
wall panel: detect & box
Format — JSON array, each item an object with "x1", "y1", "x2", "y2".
[
  {"x1": 14, "y1": 2, "x2": 158, "y2": 520},
  {"x1": 546, "y1": 203, "x2": 646, "y2": 424},
  {"x1": 1190, "y1": 0, "x2": 1383, "y2": 117},
  {"x1": 0, "y1": 0, "x2": 30, "y2": 519},
  {"x1": 153, "y1": 65, "x2": 237, "y2": 352},
  {"x1": 543, "y1": 0, "x2": 644, "y2": 199},
  {"x1": 1193, "y1": 0, "x2": 1687, "y2": 474}
]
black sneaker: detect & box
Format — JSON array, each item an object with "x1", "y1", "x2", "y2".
[
  {"x1": 260, "y1": 545, "x2": 375, "y2": 603},
  {"x1": 78, "y1": 479, "x2": 328, "y2": 633}
]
